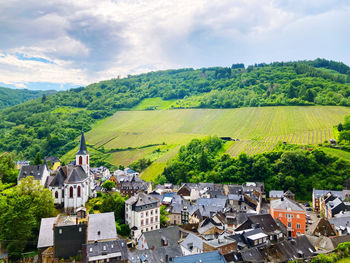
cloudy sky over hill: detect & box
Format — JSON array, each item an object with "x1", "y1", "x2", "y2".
[{"x1": 0, "y1": 0, "x2": 349, "y2": 90}]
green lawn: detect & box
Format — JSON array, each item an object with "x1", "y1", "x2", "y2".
[
  {"x1": 337, "y1": 257, "x2": 350, "y2": 263},
  {"x1": 61, "y1": 106, "x2": 350, "y2": 177}
]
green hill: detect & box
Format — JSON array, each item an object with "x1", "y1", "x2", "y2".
[
  {"x1": 1, "y1": 58, "x2": 350, "y2": 161},
  {"x1": 0, "y1": 86, "x2": 56, "y2": 110}
]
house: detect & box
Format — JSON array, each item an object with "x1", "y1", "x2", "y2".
[
  {"x1": 18, "y1": 164, "x2": 50, "y2": 186},
  {"x1": 284, "y1": 190, "x2": 295, "y2": 200},
  {"x1": 169, "y1": 203, "x2": 183, "y2": 225},
  {"x1": 177, "y1": 183, "x2": 200, "y2": 201},
  {"x1": 44, "y1": 156, "x2": 61, "y2": 170},
  {"x1": 118, "y1": 181, "x2": 151, "y2": 197},
  {"x1": 37, "y1": 212, "x2": 117, "y2": 262},
  {"x1": 197, "y1": 217, "x2": 224, "y2": 238},
  {"x1": 173, "y1": 251, "x2": 227, "y2": 263},
  {"x1": 270, "y1": 197, "x2": 306, "y2": 238},
  {"x1": 312, "y1": 189, "x2": 343, "y2": 212},
  {"x1": 228, "y1": 228, "x2": 269, "y2": 250},
  {"x1": 138, "y1": 226, "x2": 181, "y2": 250},
  {"x1": 180, "y1": 233, "x2": 204, "y2": 255},
  {"x1": 124, "y1": 167, "x2": 139, "y2": 177},
  {"x1": 307, "y1": 217, "x2": 336, "y2": 237},
  {"x1": 235, "y1": 214, "x2": 284, "y2": 242},
  {"x1": 82, "y1": 239, "x2": 128, "y2": 263},
  {"x1": 125, "y1": 192, "x2": 160, "y2": 243},
  {"x1": 329, "y1": 215, "x2": 350, "y2": 236},
  {"x1": 90, "y1": 166, "x2": 111, "y2": 181},
  {"x1": 306, "y1": 234, "x2": 350, "y2": 252},
  {"x1": 203, "y1": 237, "x2": 236, "y2": 255},
  {"x1": 325, "y1": 197, "x2": 348, "y2": 218}
]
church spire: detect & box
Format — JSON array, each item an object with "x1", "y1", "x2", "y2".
[{"x1": 77, "y1": 130, "x2": 88, "y2": 155}]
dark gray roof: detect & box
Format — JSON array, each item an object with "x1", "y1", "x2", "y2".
[
  {"x1": 85, "y1": 239, "x2": 127, "y2": 262},
  {"x1": 120, "y1": 181, "x2": 150, "y2": 190},
  {"x1": 18, "y1": 164, "x2": 47, "y2": 181},
  {"x1": 77, "y1": 131, "x2": 88, "y2": 155},
  {"x1": 240, "y1": 247, "x2": 264, "y2": 262},
  {"x1": 141, "y1": 226, "x2": 181, "y2": 249},
  {"x1": 49, "y1": 165, "x2": 88, "y2": 186},
  {"x1": 37, "y1": 217, "x2": 56, "y2": 248},
  {"x1": 128, "y1": 245, "x2": 183, "y2": 263},
  {"x1": 173, "y1": 251, "x2": 227, "y2": 263},
  {"x1": 197, "y1": 198, "x2": 227, "y2": 208},
  {"x1": 236, "y1": 214, "x2": 281, "y2": 234},
  {"x1": 269, "y1": 190, "x2": 284, "y2": 198},
  {"x1": 313, "y1": 189, "x2": 343, "y2": 199},
  {"x1": 88, "y1": 212, "x2": 117, "y2": 242},
  {"x1": 125, "y1": 192, "x2": 159, "y2": 206}
]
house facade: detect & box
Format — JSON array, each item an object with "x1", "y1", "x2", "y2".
[
  {"x1": 270, "y1": 197, "x2": 306, "y2": 238},
  {"x1": 125, "y1": 193, "x2": 160, "y2": 243}
]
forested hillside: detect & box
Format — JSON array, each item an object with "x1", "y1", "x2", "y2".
[
  {"x1": 0, "y1": 86, "x2": 55, "y2": 109},
  {"x1": 1, "y1": 58, "x2": 350, "y2": 160}
]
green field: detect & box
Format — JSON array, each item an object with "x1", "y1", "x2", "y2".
[{"x1": 62, "y1": 106, "x2": 350, "y2": 180}]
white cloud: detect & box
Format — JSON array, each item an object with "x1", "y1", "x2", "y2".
[{"x1": 0, "y1": 0, "x2": 349, "y2": 89}]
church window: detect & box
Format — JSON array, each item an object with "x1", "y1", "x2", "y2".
[
  {"x1": 78, "y1": 186, "x2": 81, "y2": 197},
  {"x1": 55, "y1": 191, "x2": 58, "y2": 199},
  {"x1": 79, "y1": 156, "x2": 82, "y2": 165},
  {"x1": 86, "y1": 156, "x2": 89, "y2": 164},
  {"x1": 70, "y1": 186, "x2": 73, "y2": 198}
]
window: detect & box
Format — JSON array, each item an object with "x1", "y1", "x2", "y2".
[
  {"x1": 287, "y1": 222, "x2": 292, "y2": 228},
  {"x1": 296, "y1": 214, "x2": 300, "y2": 219},
  {"x1": 279, "y1": 213, "x2": 282, "y2": 217},
  {"x1": 146, "y1": 219, "x2": 149, "y2": 225},
  {"x1": 86, "y1": 156, "x2": 89, "y2": 165},
  {"x1": 150, "y1": 217, "x2": 153, "y2": 223},
  {"x1": 146, "y1": 211, "x2": 149, "y2": 217},
  {"x1": 62, "y1": 189, "x2": 64, "y2": 198},
  {"x1": 297, "y1": 223, "x2": 301, "y2": 229},
  {"x1": 89, "y1": 248, "x2": 92, "y2": 252},
  {"x1": 79, "y1": 156, "x2": 82, "y2": 165},
  {"x1": 151, "y1": 227, "x2": 153, "y2": 230},
  {"x1": 141, "y1": 212, "x2": 144, "y2": 218},
  {"x1": 155, "y1": 216, "x2": 158, "y2": 222},
  {"x1": 141, "y1": 220, "x2": 144, "y2": 226},
  {"x1": 151, "y1": 210, "x2": 153, "y2": 215},
  {"x1": 77, "y1": 186, "x2": 81, "y2": 197},
  {"x1": 79, "y1": 227, "x2": 82, "y2": 232},
  {"x1": 55, "y1": 191, "x2": 58, "y2": 199},
  {"x1": 103, "y1": 246, "x2": 106, "y2": 251},
  {"x1": 59, "y1": 229, "x2": 62, "y2": 234},
  {"x1": 69, "y1": 186, "x2": 73, "y2": 198},
  {"x1": 155, "y1": 209, "x2": 158, "y2": 214}
]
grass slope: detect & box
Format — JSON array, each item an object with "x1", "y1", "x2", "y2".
[{"x1": 67, "y1": 106, "x2": 350, "y2": 180}]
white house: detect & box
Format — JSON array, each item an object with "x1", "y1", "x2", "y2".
[
  {"x1": 125, "y1": 193, "x2": 160, "y2": 244},
  {"x1": 18, "y1": 164, "x2": 50, "y2": 186}
]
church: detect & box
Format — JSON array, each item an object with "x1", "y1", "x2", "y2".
[
  {"x1": 18, "y1": 131, "x2": 96, "y2": 212},
  {"x1": 47, "y1": 131, "x2": 96, "y2": 211}
]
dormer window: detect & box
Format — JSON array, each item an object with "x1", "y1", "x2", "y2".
[
  {"x1": 89, "y1": 248, "x2": 92, "y2": 252},
  {"x1": 103, "y1": 246, "x2": 106, "y2": 251}
]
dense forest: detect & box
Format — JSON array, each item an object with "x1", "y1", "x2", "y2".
[
  {"x1": 155, "y1": 136, "x2": 350, "y2": 200},
  {"x1": 1, "y1": 58, "x2": 350, "y2": 160},
  {"x1": 0, "y1": 86, "x2": 55, "y2": 109}
]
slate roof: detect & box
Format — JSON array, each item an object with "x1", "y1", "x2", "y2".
[
  {"x1": 270, "y1": 197, "x2": 304, "y2": 211},
  {"x1": 173, "y1": 251, "x2": 227, "y2": 263},
  {"x1": 88, "y1": 212, "x2": 117, "y2": 242},
  {"x1": 180, "y1": 233, "x2": 203, "y2": 251},
  {"x1": 240, "y1": 247, "x2": 265, "y2": 262},
  {"x1": 128, "y1": 245, "x2": 183, "y2": 263},
  {"x1": 269, "y1": 190, "x2": 284, "y2": 198},
  {"x1": 197, "y1": 198, "x2": 227, "y2": 208},
  {"x1": 326, "y1": 197, "x2": 344, "y2": 212},
  {"x1": 313, "y1": 189, "x2": 343, "y2": 199},
  {"x1": 85, "y1": 239, "x2": 128, "y2": 262},
  {"x1": 37, "y1": 217, "x2": 56, "y2": 248},
  {"x1": 49, "y1": 165, "x2": 88, "y2": 186},
  {"x1": 141, "y1": 226, "x2": 181, "y2": 249},
  {"x1": 125, "y1": 192, "x2": 159, "y2": 206},
  {"x1": 236, "y1": 214, "x2": 281, "y2": 234},
  {"x1": 119, "y1": 181, "x2": 150, "y2": 190},
  {"x1": 77, "y1": 131, "x2": 88, "y2": 155},
  {"x1": 18, "y1": 164, "x2": 47, "y2": 181}
]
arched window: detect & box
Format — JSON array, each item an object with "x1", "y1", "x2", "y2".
[
  {"x1": 77, "y1": 186, "x2": 81, "y2": 197},
  {"x1": 79, "y1": 156, "x2": 83, "y2": 165},
  {"x1": 69, "y1": 186, "x2": 73, "y2": 198},
  {"x1": 55, "y1": 191, "x2": 58, "y2": 199},
  {"x1": 86, "y1": 156, "x2": 89, "y2": 165}
]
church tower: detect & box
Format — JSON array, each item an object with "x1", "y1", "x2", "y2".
[{"x1": 76, "y1": 131, "x2": 89, "y2": 176}]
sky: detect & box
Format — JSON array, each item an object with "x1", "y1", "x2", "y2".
[{"x1": 0, "y1": 0, "x2": 349, "y2": 91}]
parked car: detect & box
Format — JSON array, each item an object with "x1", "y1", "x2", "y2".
[
  {"x1": 306, "y1": 207, "x2": 313, "y2": 211},
  {"x1": 306, "y1": 214, "x2": 311, "y2": 219},
  {"x1": 303, "y1": 202, "x2": 310, "y2": 207}
]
